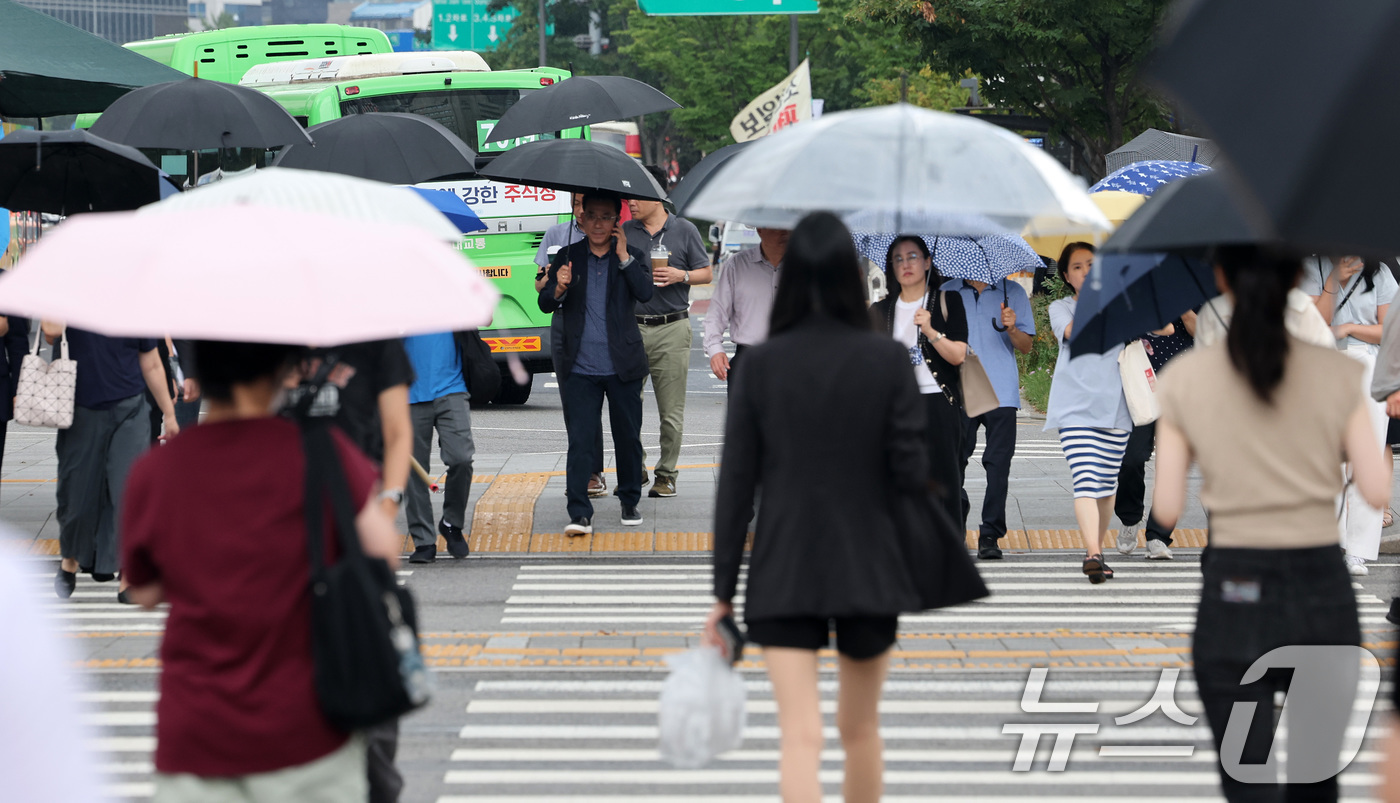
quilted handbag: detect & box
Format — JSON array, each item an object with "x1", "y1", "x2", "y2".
[{"x1": 14, "y1": 333, "x2": 77, "y2": 429}]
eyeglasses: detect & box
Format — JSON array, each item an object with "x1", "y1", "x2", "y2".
[
  {"x1": 891, "y1": 253, "x2": 926, "y2": 264},
  {"x1": 582, "y1": 213, "x2": 620, "y2": 224}
]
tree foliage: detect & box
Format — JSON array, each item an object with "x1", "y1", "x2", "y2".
[{"x1": 857, "y1": 0, "x2": 1175, "y2": 180}]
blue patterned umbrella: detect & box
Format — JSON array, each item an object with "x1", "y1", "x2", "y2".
[
  {"x1": 1088, "y1": 160, "x2": 1211, "y2": 195},
  {"x1": 850, "y1": 226, "x2": 1043, "y2": 284}
]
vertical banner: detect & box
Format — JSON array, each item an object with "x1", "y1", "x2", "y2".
[{"x1": 729, "y1": 59, "x2": 812, "y2": 143}]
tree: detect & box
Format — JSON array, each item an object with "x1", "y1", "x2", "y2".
[{"x1": 857, "y1": 0, "x2": 1175, "y2": 180}]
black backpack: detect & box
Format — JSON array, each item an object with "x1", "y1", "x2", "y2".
[{"x1": 456, "y1": 329, "x2": 501, "y2": 404}]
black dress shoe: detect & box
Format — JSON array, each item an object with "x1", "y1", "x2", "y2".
[
  {"x1": 408, "y1": 545, "x2": 437, "y2": 564},
  {"x1": 116, "y1": 590, "x2": 134, "y2": 605},
  {"x1": 55, "y1": 568, "x2": 76, "y2": 599},
  {"x1": 439, "y1": 521, "x2": 470, "y2": 559},
  {"x1": 977, "y1": 535, "x2": 1003, "y2": 560},
  {"x1": 1388, "y1": 597, "x2": 1400, "y2": 626},
  {"x1": 91, "y1": 572, "x2": 116, "y2": 583}
]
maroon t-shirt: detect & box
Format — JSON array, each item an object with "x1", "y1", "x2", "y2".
[{"x1": 121, "y1": 417, "x2": 379, "y2": 777}]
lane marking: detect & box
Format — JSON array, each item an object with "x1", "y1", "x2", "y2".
[{"x1": 440, "y1": 769, "x2": 1378, "y2": 786}]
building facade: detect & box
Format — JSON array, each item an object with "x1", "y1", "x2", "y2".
[{"x1": 17, "y1": 0, "x2": 186, "y2": 44}]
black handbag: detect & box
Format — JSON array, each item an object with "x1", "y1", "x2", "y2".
[
  {"x1": 456, "y1": 329, "x2": 502, "y2": 405},
  {"x1": 300, "y1": 418, "x2": 431, "y2": 730},
  {"x1": 891, "y1": 486, "x2": 991, "y2": 611}
]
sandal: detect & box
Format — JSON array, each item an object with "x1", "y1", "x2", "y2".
[
  {"x1": 1102, "y1": 559, "x2": 1114, "y2": 580},
  {"x1": 1082, "y1": 554, "x2": 1106, "y2": 584},
  {"x1": 1385, "y1": 509, "x2": 1394, "y2": 528}
]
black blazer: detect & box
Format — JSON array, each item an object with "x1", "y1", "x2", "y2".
[
  {"x1": 538, "y1": 239, "x2": 654, "y2": 382},
  {"x1": 0, "y1": 314, "x2": 30, "y2": 422},
  {"x1": 869, "y1": 289, "x2": 969, "y2": 407},
  {"x1": 713, "y1": 314, "x2": 929, "y2": 619}
]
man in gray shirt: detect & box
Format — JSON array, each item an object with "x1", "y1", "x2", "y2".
[
  {"x1": 623, "y1": 165, "x2": 712, "y2": 498},
  {"x1": 702, "y1": 228, "x2": 789, "y2": 389}
]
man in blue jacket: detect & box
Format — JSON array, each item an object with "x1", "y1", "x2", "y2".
[{"x1": 539, "y1": 192, "x2": 654, "y2": 535}]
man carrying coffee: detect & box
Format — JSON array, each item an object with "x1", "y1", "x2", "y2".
[{"x1": 622, "y1": 165, "x2": 712, "y2": 499}]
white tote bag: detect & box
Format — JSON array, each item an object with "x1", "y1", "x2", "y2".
[
  {"x1": 14, "y1": 333, "x2": 77, "y2": 429},
  {"x1": 1117, "y1": 340, "x2": 1159, "y2": 426}
]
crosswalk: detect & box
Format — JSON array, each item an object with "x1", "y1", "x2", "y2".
[
  {"x1": 83, "y1": 691, "x2": 157, "y2": 801},
  {"x1": 438, "y1": 673, "x2": 1390, "y2": 801},
  {"x1": 500, "y1": 559, "x2": 1394, "y2": 629}
]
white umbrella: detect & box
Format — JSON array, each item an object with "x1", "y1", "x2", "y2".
[
  {"x1": 0, "y1": 205, "x2": 498, "y2": 345},
  {"x1": 138, "y1": 166, "x2": 464, "y2": 242},
  {"x1": 682, "y1": 103, "x2": 1111, "y2": 238}
]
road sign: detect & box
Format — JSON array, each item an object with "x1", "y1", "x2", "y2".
[
  {"x1": 432, "y1": 0, "x2": 517, "y2": 51},
  {"x1": 638, "y1": 0, "x2": 819, "y2": 14}
]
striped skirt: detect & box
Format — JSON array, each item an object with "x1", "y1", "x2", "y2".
[{"x1": 1058, "y1": 427, "x2": 1131, "y2": 499}]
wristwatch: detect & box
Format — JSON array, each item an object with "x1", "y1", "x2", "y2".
[
  {"x1": 378, "y1": 487, "x2": 404, "y2": 505},
  {"x1": 931, "y1": 331, "x2": 946, "y2": 343},
  {"x1": 683, "y1": 270, "x2": 690, "y2": 284}
]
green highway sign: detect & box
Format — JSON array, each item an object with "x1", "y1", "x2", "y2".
[
  {"x1": 638, "y1": 0, "x2": 819, "y2": 14},
  {"x1": 432, "y1": 0, "x2": 517, "y2": 51}
]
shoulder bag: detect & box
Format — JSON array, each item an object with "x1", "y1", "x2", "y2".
[
  {"x1": 1118, "y1": 339, "x2": 1160, "y2": 425},
  {"x1": 300, "y1": 417, "x2": 432, "y2": 730},
  {"x1": 14, "y1": 332, "x2": 76, "y2": 429},
  {"x1": 940, "y1": 291, "x2": 999, "y2": 418},
  {"x1": 457, "y1": 329, "x2": 502, "y2": 405}
]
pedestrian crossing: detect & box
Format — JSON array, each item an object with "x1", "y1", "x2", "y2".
[
  {"x1": 500, "y1": 560, "x2": 1394, "y2": 629},
  {"x1": 437, "y1": 673, "x2": 1391, "y2": 801},
  {"x1": 82, "y1": 690, "x2": 157, "y2": 801}
]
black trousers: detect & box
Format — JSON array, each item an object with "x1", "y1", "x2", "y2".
[
  {"x1": 1193, "y1": 544, "x2": 1359, "y2": 803},
  {"x1": 562, "y1": 372, "x2": 645, "y2": 519},
  {"x1": 726, "y1": 343, "x2": 749, "y2": 395},
  {"x1": 959, "y1": 406, "x2": 1016, "y2": 539},
  {"x1": 923, "y1": 392, "x2": 964, "y2": 526},
  {"x1": 1114, "y1": 421, "x2": 1174, "y2": 544},
  {"x1": 366, "y1": 719, "x2": 402, "y2": 803}
]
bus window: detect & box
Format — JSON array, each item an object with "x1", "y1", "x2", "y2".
[{"x1": 339, "y1": 88, "x2": 542, "y2": 152}]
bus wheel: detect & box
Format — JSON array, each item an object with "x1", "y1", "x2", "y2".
[{"x1": 494, "y1": 368, "x2": 533, "y2": 405}]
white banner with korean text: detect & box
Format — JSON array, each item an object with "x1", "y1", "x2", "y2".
[{"x1": 729, "y1": 59, "x2": 812, "y2": 143}]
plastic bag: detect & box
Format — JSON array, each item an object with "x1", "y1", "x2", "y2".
[{"x1": 658, "y1": 647, "x2": 747, "y2": 768}]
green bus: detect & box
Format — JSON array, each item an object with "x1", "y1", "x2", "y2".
[
  {"x1": 122, "y1": 25, "x2": 393, "y2": 85},
  {"x1": 243, "y1": 52, "x2": 580, "y2": 403}
]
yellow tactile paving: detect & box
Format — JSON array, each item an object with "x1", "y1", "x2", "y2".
[
  {"x1": 530, "y1": 532, "x2": 592, "y2": 553},
  {"x1": 28, "y1": 539, "x2": 59, "y2": 556},
  {"x1": 655, "y1": 531, "x2": 713, "y2": 551},
  {"x1": 468, "y1": 471, "x2": 551, "y2": 552},
  {"x1": 591, "y1": 531, "x2": 655, "y2": 552}
]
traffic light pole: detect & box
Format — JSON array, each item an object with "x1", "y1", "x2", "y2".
[
  {"x1": 539, "y1": 0, "x2": 547, "y2": 66},
  {"x1": 789, "y1": 15, "x2": 798, "y2": 71}
]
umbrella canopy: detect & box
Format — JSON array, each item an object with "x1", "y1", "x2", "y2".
[
  {"x1": 1149, "y1": 0, "x2": 1400, "y2": 254},
  {"x1": 0, "y1": 129, "x2": 178, "y2": 215},
  {"x1": 137, "y1": 167, "x2": 465, "y2": 242},
  {"x1": 1068, "y1": 252, "x2": 1218, "y2": 356},
  {"x1": 1106, "y1": 129, "x2": 1220, "y2": 174},
  {"x1": 0, "y1": 205, "x2": 499, "y2": 345},
  {"x1": 681, "y1": 103, "x2": 1108, "y2": 236},
  {"x1": 850, "y1": 229, "x2": 1041, "y2": 284},
  {"x1": 480, "y1": 139, "x2": 667, "y2": 201},
  {"x1": 274, "y1": 113, "x2": 477, "y2": 184},
  {"x1": 89, "y1": 77, "x2": 311, "y2": 151},
  {"x1": 483, "y1": 76, "x2": 680, "y2": 145},
  {"x1": 1102, "y1": 169, "x2": 1272, "y2": 257},
  {"x1": 1087, "y1": 160, "x2": 1211, "y2": 195},
  {"x1": 667, "y1": 142, "x2": 751, "y2": 212},
  {"x1": 0, "y1": 0, "x2": 188, "y2": 118},
  {"x1": 1023, "y1": 191, "x2": 1147, "y2": 259},
  {"x1": 407, "y1": 186, "x2": 487, "y2": 234}
]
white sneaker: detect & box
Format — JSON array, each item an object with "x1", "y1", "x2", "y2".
[
  {"x1": 1346, "y1": 554, "x2": 1368, "y2": 576},
  {"x1": 1145, "y1": 539, "x2": 1173, "y2": 560},
  {"x1": 1115, "y1": 528, "x2": 1138, "y2": 555}
]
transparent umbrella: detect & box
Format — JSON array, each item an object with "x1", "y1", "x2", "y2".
[{"x1": 682, "y1": 103, "x2": 1110, "y2": 238}]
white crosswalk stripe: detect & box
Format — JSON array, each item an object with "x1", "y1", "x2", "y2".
[
  {"x1": 499, "y1": 561, "x2": 1391, "y2": 628},
  {"x1": 438, "y1": 674, "x2": 1388, "y2": 801},
  {"x1": 81, "y1": 690, "x2": 158, "y2": 800}
]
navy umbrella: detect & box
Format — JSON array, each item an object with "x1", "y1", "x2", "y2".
[
  {"x1": 1067, "y1": 252, "x2": 1218, "y2": 356},
  {"x1": 669, "y1": 142, "x2": 751, "y2": 213}
]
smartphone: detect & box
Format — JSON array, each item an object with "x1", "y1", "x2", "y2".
[{"x1": 717, "y1": 615, "x2": 746, "y2": 666}]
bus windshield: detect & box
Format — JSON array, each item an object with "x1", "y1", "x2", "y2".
[{"x1": 339, "y1": 88, "x2": 550, "y2": 153}]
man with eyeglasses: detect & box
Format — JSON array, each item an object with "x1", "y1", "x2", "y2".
[
  {"x1": 941, "y1": 275, "x2": 1034, "y2": 560},
  {"x1": 539, "y1": 193, "x2": 654, "y2": 536}
]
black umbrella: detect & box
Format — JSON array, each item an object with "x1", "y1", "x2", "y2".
[
  {"x1": 1149, "y1": 0, "x2": 1400, "y2": 255},
  {"x1": 273, "y1": 113, "x2": 477, "y2": 184},
  {"x1": 483, "y1": 76, "x2": 680, "y2": 145},
  {"x1": 480, "y1": 139, "x2": 667, "y2": 201},
  {"x1": 668, "y1": 142, "x2": 752, "y2": 212},
  {"x1": 0, "y1": 0, "x2": 187, "y2": 119},
  {"x1": 89, "y1": 77, "x2": 311, "y2": 151},
  {"x1": 0, "y1": 129, "x2": 178, "y2": 215},
  {"x1": 1101, "y1": 169, "x2": 1273, "y2": 257}
]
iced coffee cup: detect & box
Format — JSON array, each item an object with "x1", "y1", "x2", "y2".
[{"x1": 651, "y1": 244, "x2": 670, "y2": 286}]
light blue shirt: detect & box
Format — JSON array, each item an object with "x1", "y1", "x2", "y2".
[
  {"x1": 1298, "y1": 257, "x2": 1398, "y2": 354},
  {"x1": 535, "y1": 220, "x2": 584, "y2": 268},
  {"x1": 1043, "y1": 296, "x2": 1133, "y2": 431},
  {"x1": 404, "y1": 332, "x2": 467, "y2": 404},
  {"x1": 941, "y1": 278, "x2": 1035, "y2": 408}
]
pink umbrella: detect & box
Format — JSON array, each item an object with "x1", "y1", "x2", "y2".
[{"x1": 0, "y1": 205, "x2": 499, "y2": 345}]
